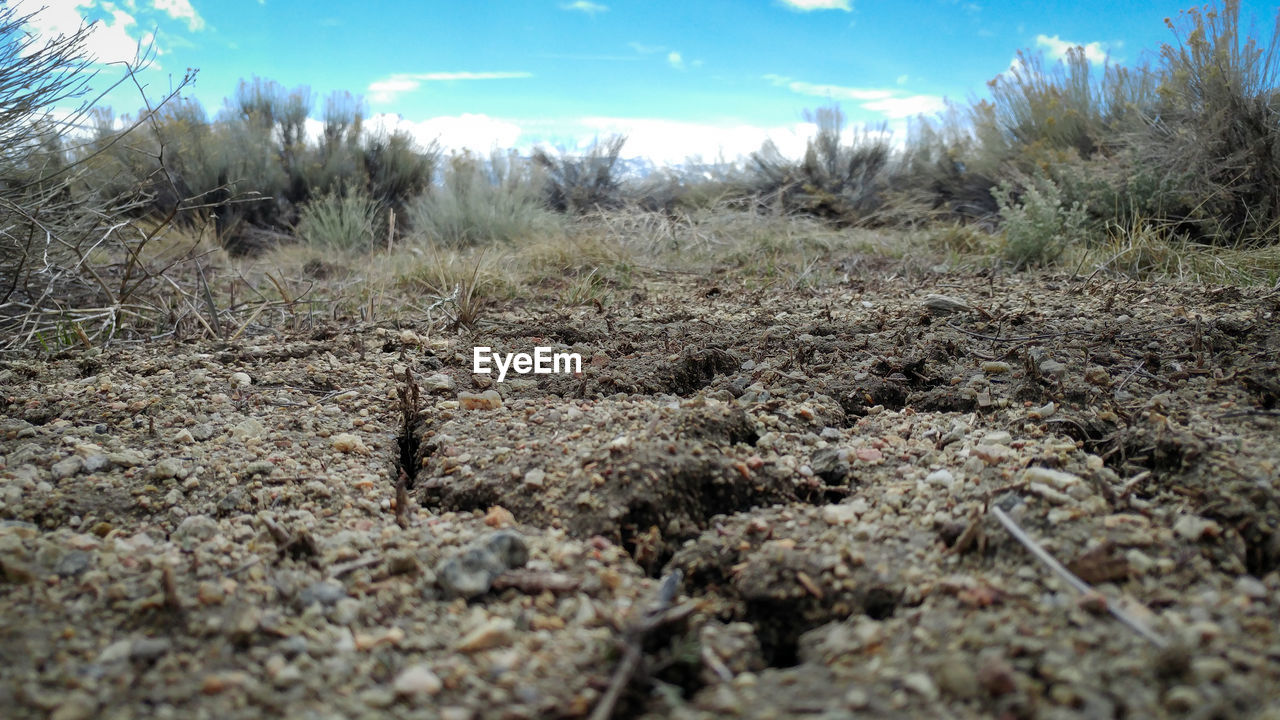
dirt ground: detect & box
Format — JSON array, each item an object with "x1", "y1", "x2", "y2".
[{"x1": 3, "y1": 266, "x2": 1280, "y2": 719}]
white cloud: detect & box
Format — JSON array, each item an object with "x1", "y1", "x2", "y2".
[
  {"x1": 152, "y1": 0, "x2": 204, "y2": 31},
  {"x1": 366, "y1": 113, "x2": 525, "y2": 155},
  {"x1": 367, "y1": 71, "x2": 533, "y2": 103},
  {"x1": 561, "y1": 1, "x2": 608, "y2": 15},
  {"x1": 10, "y1": 0, "x2": 216, "y2": 65},
  {"x1": 861, "y1": 94, "x2": 946, "y2": 118},
  {"x1": 629, "y1": 42, "x2": 665, "y2": 54},
  {"x1": 667, "y1": 51, "x2": 684, "y2": 70},
  {"x1": 779, "y1": 0, "x2": 851, "y2": 11},
  {"x1": 570, "y1": 116, "x2": 817, "y2": 165},
  {"x1": 1035, "y1": 34, "x2": 1109, "y2": 65},
  {"x1": 764, "y1": 73, "x2": 945, "y2": 121}
]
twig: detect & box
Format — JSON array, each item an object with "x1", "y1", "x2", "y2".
[
  {"x1": 990, "y1": 505, "x2": 1167, "y2": 647},
  {"x1": 590, "y1": 570, "x2": 686, "y2": 720}
]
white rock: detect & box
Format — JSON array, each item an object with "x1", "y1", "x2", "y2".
[
  {"x1": 51, "y1": 456, "x2": 83, "y2": 480},
  {"x1": 1022, "y1": 466, "x2": 1083, "y2": 490},
  {"x1": 925, "y1": 469, "x2": 955, "y2": 488},
  {"x1": 230, "y1": 419, "x2": 265, "y2": 441},
  {"x1": 229, "y1": 372, "x2": 252, "y2": 388},
  {"x1": 393, "y1": 664, "x2": 443, "y2": 696},
  {"x1": 332, "y1": 433, "x2": 370, "y2": 455}
]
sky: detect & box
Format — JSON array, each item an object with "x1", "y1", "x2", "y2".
[{"x1": 11, "y1": 0, "x2": 1278, "y2": 165}]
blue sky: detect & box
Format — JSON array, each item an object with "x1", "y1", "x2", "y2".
[{"x1": 14, "y1": 0, "x2": 1278, "y2": 163}]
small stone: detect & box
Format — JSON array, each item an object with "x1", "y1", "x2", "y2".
[
  {"x1": 229, "y1": 419, "x2": 265, "y2": 441},
  {"x1": 299, "y1": 580, "x2": 347, "y2": 608},
  {"x1": 924, "y1": 294, "x2": 970, "y2": 314},
  {"x1": 901, "y1": 671, "x2": 938, "y2": 701},
  {"x1": 1027, "y1": 402, "x2": 1057, "y2": 419},
  {"x1": 230, "y1": 372, "x2": 252, "y2": 388},
  {"x1": 972, "y1": 444, "x2": 1009, "y2": 464},
  {"x1": 925, "y1": 469, "x2": 955, "y2": 488},
  {"x1": 393, "y1": 664, "x2": 443, "y2": 697},
  {"x1": 51, "y1": 456, "x2": 83, "y2": 480},
  {"x1": 934, "y1": 655, "x2": 980, "y2": 699},
  {"x1": 1038, "y1": 359, "x2": 1069, "y2": 379},
  {"x1": 438, "y1": 548, "x2": 505, "y2": 598},
  {"x1": 458, "y1": 389, "x2": 503, "y2": 410},
  {"x1": 82, "y1": 454, "x2": 110, "y2": 473},
  {"x1": 1173, "y1": 514, "x2": 1221, "y2": 541},
  {"x1": 981, "y1": 431, "x2": 1012, "y2": 445},
  {"x1": 174, "y1": 515, "x2": 218, "y2": 543},
  {"x1": 455, "y1": 617, "x2": 515, "y2": 652},
  {"x1": 1234, "y1": 574, "x2": 1267, "y2": 600},
  {"x1": 981, "y1": 361, "x2": 1010, "y2": 374},
  {"x1": 822, "y1": 504, "x2": 858, "y2": 526},
  {"x1": 423, "y1": 373, "x2": 456, "y2": 393},
  {"x1": 332, "y1": 433, "x2": 370, "y2": 454},
  {"x1": 54, "y1": 550, "x2": 92, "y2": 578},
  {"x1": 171, "y1": 428, "x2": 194, "y2": 444},
  {"x1": 484, "y1": 505, "x2": 515, "y2": 528},
  {"x1": 105, "y1": 448, "x2": 145, "y2": 466},
  {"x1": 458, "y1": 386, "x2": 501, "y2": 409},
  {"x1": 485, "y1": 530, "x2": 529, "y2": 569},
  {"x1": 131, "y1": 637, "x2": 172, "y2": 661},
  {"x1": 1164, "y1": 685, "x2": 1201, "y2": 712},
  {"x1": 1022, "y1": 466, "x2": 1082, "y2": 490},
  {"x1": 150, "y1": 457, "x2": 186, "y2": 480},
  {"x1": 523, "y1": 468, "x2": 545, "y2": 488}
]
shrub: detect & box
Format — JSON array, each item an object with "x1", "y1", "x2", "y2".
[
  {"x1": 408, "y1": 151, "x2": 560, "y2": 247},
  {"x1": 0, "y1": 4, "x2": 199, "y2": 350},
  {"x1": 749, "y1": 105, "x2": 894, "y2": 224},
  {"x1": 1139, "y1": 0, "x2": 1280, "y2": 242},
  {"x1": 296, "y1": 187, "x2": 381, "y2": 253},
  {"x1": 533, "y1": 135, "x2": 627, "y2": 213},
  {"x1": 994, "y1": 174, "x2": 1089, "y2": 267}
]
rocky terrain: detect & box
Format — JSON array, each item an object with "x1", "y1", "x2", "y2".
[{"x1": 2, "y1": 268, "x2": 1279, "y2": 719}]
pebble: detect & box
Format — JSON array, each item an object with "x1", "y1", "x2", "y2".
[
  {"x1": 393, "y1": 664, "x2": 443, "y2": 697},
  {"x1": 1022, "y1": 466, "x2": 1082, "y2": 490},
  {"x1": 229, "y1": 372, "x2": 252, "y2": 388},
  {"x1": 299, "y1": 580, "x2": 348, "y2": 608},
  {"x1": 523, "y1": 468, "x2": 546, "y2": 488},
  {"x1": 934, "y1": 655, "x2": 980, "y2": 699},
  {"x1": 423, "y1": 374, "x2": 456, "y2": 392},
  {"x1": 332, "y1": 433, "x2": 370, "y2": 454},
  {"x1": 455, "y1": 617, "x2": 516, "y2": 652},
  {"x1": 1234, "y1": 575, "x2": 1267, "y2": 600},
  {"x1": 925, "y1": 469, "x2": 955, "y2": 489},
  {"x1": 438, "y1": 547, "x2": 507, "y2": 599},
  {"x1": 51, "y1": 456, "x2": 83, "y2": 480},
  {"x1": 981, "y1": 361, "x2": 1011, "y2": 374},
  {"x1": 459, "y1": 390, "x2": 503, "y2": 410},
  {"x1": 1173, "y1": 514, "x2": 1221, "y2": 541},
  {"x1": 150, "y1": 457, "x2": 187, "y2": 480},
  {"x1": 229, "y1": 418, "x2": 265, "y2": 441},
  {"x1": 924, "y1": 294, "x2": 971, "y2": 313}
]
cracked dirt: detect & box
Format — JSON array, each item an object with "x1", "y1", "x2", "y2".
[{"x1": 3, "y1": 269, "x2": 1280, "y2": 719}]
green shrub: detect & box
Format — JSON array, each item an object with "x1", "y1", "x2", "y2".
[
  {"x1": 994, "y1": 174, "x2": 1089, "y2": 267},
  {"x1": 408, "y1": 151, "x2": 560, "y2": 247},
  {"x1": 296, "y1": 187, "x2": 381, "y2": 253}
]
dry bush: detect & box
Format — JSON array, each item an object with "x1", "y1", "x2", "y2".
[{"x1": 0, "y1": 5, "x2": 222, "y2": 352}]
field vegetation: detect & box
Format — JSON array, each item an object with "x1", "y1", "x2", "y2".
[{"x1": 2, "y1": 0, "x2": 1279, "y2": 353}]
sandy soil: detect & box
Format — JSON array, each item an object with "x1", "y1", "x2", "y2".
[{"x1": 2, "y1": 268, "x2": 1279, "y2": 719}]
